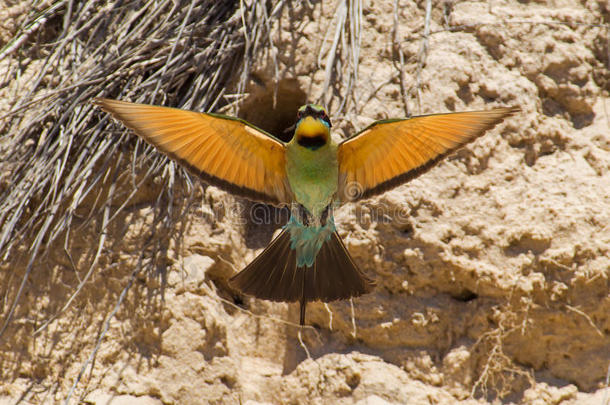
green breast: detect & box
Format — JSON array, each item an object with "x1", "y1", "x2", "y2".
[{"x1": 285, "y1": 142, "x2": 338, "y2": 217}]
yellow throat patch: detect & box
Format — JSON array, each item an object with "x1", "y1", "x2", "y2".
[{"x1": 295, "y1": 116, "x2": 329, "y2": 140}]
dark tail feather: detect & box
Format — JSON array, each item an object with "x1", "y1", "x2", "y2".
[{"x1": 229, "y1": 229, "x2": 376, "y2": 325}]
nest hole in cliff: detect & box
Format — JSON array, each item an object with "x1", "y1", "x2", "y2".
[
  {"x1": 238, "y1": 77, "x2": 307, "y2": 248},
  {"x1": 449, "y1": 288, "x2": 478, "y2": 302}
]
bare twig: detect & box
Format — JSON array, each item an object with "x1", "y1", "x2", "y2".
[
  {"x1": 298, "y1": 329, "x2": 312, "y2": 360},
  {"x1": 324, "y1": 303, "x2": 334, "y2": 331},
  {"x1": 415, "y1": 0, "x2": 432, "y2": 114},
  {"x1": 565, "y1": 305, "x2": 604, "y2": 338},
  {"x1": 0, "y1": 1, "x2": 66, "y2": 61},
  {"x1": 321, "y1": 0, "x2": 347, "y2": 107},
  {"x1": 64, "y1": 262, "x2": 141, "y2": 405},
  {"x1": 392, "y1": 0, "x2": 410, "y2": 117}
]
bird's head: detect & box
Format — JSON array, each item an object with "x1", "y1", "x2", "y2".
[{"x1": 293, "y1": 104, "x2": 332, "y2": 150}]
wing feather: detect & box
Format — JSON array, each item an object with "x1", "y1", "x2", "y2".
[
  {"x1": 338, "y1": 107, "x2": 519, "y2": 201},
  {"x1": 94, "y1": 98, "x2": 293, "y2": 205}
]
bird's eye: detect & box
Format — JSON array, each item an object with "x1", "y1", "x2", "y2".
[{"x1": 322, "y1": 113, "x2": 332, "y2": 127}]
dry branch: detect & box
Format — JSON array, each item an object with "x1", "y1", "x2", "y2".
[{"x1": 0, "y1": 0, "x2": 282, "y2": 342}]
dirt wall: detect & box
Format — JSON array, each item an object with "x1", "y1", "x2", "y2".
[{"x1": 0, "y1": 1, "x2": 608, "y2": 404}]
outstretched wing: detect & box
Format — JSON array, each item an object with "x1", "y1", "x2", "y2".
[
  {"x1": 94, "y1": 98, "x2": 293, "y2": 205},
  {"x1": 337, "y1": 107, "x2": 519, "y2": 201}
]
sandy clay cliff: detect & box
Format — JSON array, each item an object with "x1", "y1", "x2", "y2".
[{"x1": 0, "y1": 0, "x2": 609, "y2": 404}]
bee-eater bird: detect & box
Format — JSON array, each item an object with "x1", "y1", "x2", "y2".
[{"x1": 93, "y1": 98, "x2": 518, "y2": 325}]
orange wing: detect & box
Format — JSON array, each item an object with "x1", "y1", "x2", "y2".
[
  {"x1": 94, "y1": 98, "x2": 293, "y2": 205},
  {"x1": 338, "y1": 107, "x2": 519, "y2": 201}
]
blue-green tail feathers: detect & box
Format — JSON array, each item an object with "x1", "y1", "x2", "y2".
[{"x1": 229, "y1": 222, "x2": 375, "y2": 325}]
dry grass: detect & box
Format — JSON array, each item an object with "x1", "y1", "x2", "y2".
[
  {"x1": 0, "y1": 0, "x2": 288, "y2": 338},
  {"x1": 470, "y1": 299, "x2": 535, "y2": 399}
]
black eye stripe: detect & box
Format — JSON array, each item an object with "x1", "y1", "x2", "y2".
[{"x1": 296, "y1": 107, "x2": 331, "y2": 127}]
